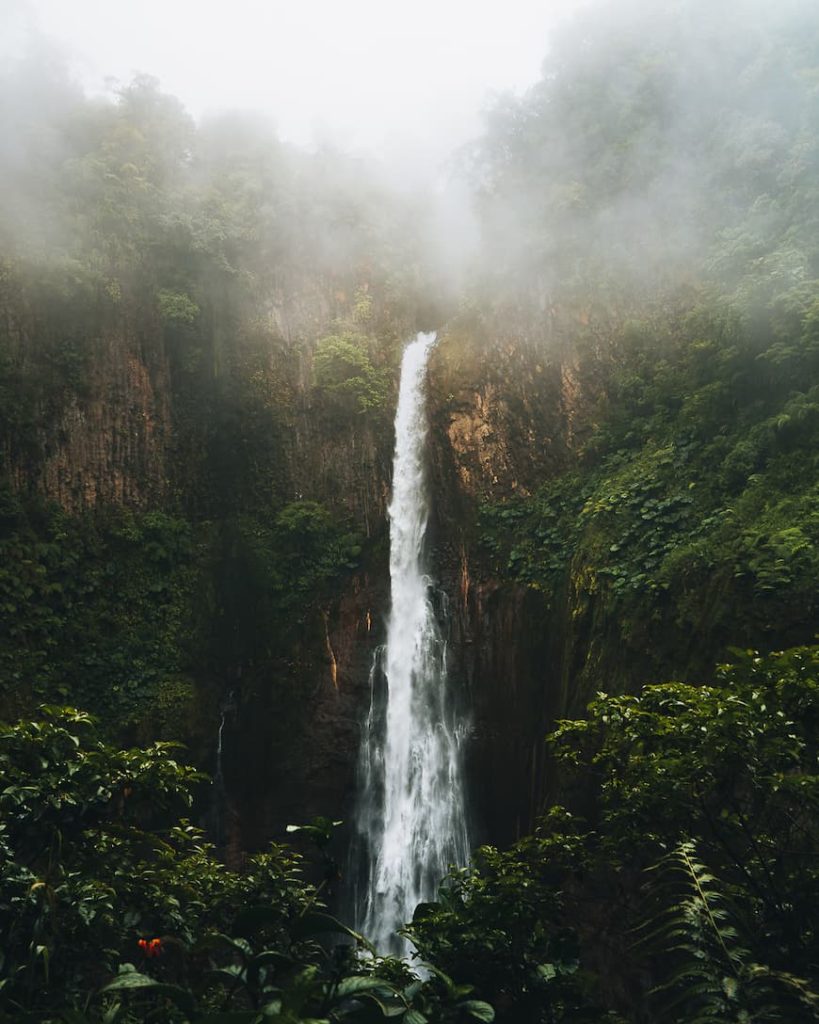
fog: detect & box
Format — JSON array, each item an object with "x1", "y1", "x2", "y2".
[
  {"x1": 1, "y1": 0, "x2": 817, "y2": 318},
  {"x1": 465, "y1": 0, "x2": 819, "y2": 310},
  {"x1": 4, "y1": 0, "x2": 584, "y2": 179}
]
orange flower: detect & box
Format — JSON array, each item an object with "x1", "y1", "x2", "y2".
[{"x1": 138, "y1": 937, "x2": 163, "y2": 957}]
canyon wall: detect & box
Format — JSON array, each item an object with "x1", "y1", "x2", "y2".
[{"x1": 0, "y1": 261, "x2": 624, "y2": 854}]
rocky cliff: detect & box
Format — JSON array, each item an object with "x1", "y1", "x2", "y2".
[
  {"x1": 0, "y1": 253, "x2": 609, "y2": 855},
  {"x1": 8, "y1": 265, "x2": 813, "y2": 864}
]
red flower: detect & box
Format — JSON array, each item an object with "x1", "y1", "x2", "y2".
[{"x1": 138, "y1": 937, "x2": 163, "y2": 957}]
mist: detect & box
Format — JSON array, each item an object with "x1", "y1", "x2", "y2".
[
  {"x1": 2, "y1": 0, "x2": 815, "y2": 320},
  {"x1": 465, "y1": 0, "x2": 819, "y2": 318},
  {"x1": 4, "y1": 0, "x2": 580, "y2": 178}
]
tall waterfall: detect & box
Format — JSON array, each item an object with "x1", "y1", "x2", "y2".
[{"x1": 353, "y1": 331, "x2": 470, "y2": 954}]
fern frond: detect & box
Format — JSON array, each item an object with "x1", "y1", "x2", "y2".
[{"x1": 635, "y1": 839, "x2": 819, "y2": 1023}]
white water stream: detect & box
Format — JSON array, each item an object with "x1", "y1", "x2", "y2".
[{"x1": 353, "y1": 332, "x2": 469, "y2": 954}]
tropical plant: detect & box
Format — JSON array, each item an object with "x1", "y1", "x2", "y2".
[
  {"x1": 410, "y1": 647, "x2": 819, "y2": 1023},
  {"x1": 0, "y1": 707, "x2": 493, "y2": 1024},
  {"x1": 637, "y1": 841, "x2": 819, "y2": 1023},
  {"x1": 0, "y1": 707, "x2": 312, "y2": 1020}
]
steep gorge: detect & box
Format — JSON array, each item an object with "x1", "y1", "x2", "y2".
[
  {"x1": 6, "y1": 264, "x2": 819, "y2": 868},
  {"x1": 0, "y1": 245, "x2": 603, "y2": 856},
  {"x1": 4, "y1": 0, "x2": 819, "y2": 871}
]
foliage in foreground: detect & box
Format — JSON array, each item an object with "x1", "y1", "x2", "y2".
[
  {"x1": 0, "y1": 707, "x2": 492, "y2": 1024},
  {"x1": 4, "y1": 655, "x2": 819, "y2": 1024},
  {"x1": 407, "y1": 646, "x2": 819, "y2": 1023}
]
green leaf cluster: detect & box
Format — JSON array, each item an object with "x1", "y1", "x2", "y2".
[
  {"x1": 0, "y1": 707, "x2": 491, "y2": 1024},
  {"x1": 313, "y1": 334, "x2": 391, "y2": 416},
  {"x1": 411, "y1": 647, "x2": 819, "y2": 1022}
]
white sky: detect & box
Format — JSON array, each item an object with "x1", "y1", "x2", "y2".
[{"x1": 4, "y1": 0, "x2": 584, "y2": 171}]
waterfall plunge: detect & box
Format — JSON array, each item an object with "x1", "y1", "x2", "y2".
[{"x1": 354, "y1": 332, "x2": 469, "y2": 954}]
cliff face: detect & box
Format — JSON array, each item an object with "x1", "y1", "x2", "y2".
[
  {"x1": 425, "y1": 322, "x2": 592, "y2": 845},
  {"x1": 14, "y1": 282, "x2": 801, "y2": 861},
  {"x1": 429, "y1": 323, "x2": 569, "y2": 500},
  {"x1": 7, "y1": 276, "x2": 817, "y2": 899},
  {"x1": 0, "y1": 261, "x2": 410, "y2": 852},
  {"x1": 0, "y1": 264, "x2": 610, "y2": 851},
  {"x1": 216, "y1": 315, "x2": 594, "y2": 852},
  {"x1": 221, "y1": 566, "x2": 388, "y2": 856},
  {"x1": 0, "y1": 275, "x2": 172, "y2": 510}
]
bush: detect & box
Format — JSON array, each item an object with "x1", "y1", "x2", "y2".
[
  {"x1": 313, "y1": 333, "x2": 390, "y2": 415},
  {"x1": 409, "y1": 647, "x2": 819, "y2": 1023}
]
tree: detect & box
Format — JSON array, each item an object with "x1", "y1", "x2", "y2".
[
  {"x1": 0, "y1": 706, "x2": 311, "y2": 1019},
  {"x1": 409, "y1": 647, "x2": 819, "y2": 1023},
  {"x1": 313, "y1": 334, "x2": 390, "y2": 415}
]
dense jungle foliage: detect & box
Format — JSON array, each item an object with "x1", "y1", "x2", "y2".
[
  {"x1": 3, "y1": 0, "x2": 819, "y2": 1020},
  {"x1": 0, "y1": 707, "x2": 494, "y2": 1023},
  {"x1": 410, "y1": 645, "x2": 819, "y2": 1022},
  {"x1": 5, "y1": 647, "x2": 819, "y2": 1022}
]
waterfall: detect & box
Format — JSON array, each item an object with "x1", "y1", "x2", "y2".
[
  {"x1": 212, "y1": 690, "x2": 235, "y2": 854},
  {"x1": 353, "y1": 331, "x2": 470, "y2": 954}
]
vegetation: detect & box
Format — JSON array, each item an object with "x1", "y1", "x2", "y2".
[
  {"x1": 408, "y1": 646, "x2": 819, "y2": 1022},
  {"x1": 0, "y1": 491, "x2": 361, "y2": 734},
  {"x1": 470, "y1": 0, "x2": 819, "y2": 305},
  {"x1": 468, "y1": 0, "x2": 819, "y2": 687},
  {"x1": 0, "y1": 707, "x2": 493, "y2": 1024},
  {"x1": 6, "y1": 649, "x2": 819, "y2": 1021},
  {"x1": 313, "y1": 333, "x2": 391, "y2": 415},
  {"x1": 479, "y1": 298, "x2": 819, "y2": 687},
  {"x1": 0, "y1": 65, "x2": 413, "y2": 744},
  {"x1": 2, "y1": 2, "x2": 819, "y2": 1022}
]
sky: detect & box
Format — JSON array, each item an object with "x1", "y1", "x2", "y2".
[{"x1": 3, "y1": 0, "x2": 584, "y2": 173}]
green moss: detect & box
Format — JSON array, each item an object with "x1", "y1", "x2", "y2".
[
  {"x1": 0, "y1": 491, "x2": 362, "y2": 741},
  {"x1": 481, "y1": 297, "x2": 819, "y2": 684}
]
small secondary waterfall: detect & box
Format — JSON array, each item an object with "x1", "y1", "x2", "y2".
[
  {"x1": 212, "y1": 690, "x2": 235, "y2": 853},
  {"x1": 353, "y1": 331, "x2": 469, "y2": 954}
]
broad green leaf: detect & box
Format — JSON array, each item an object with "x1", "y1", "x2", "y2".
[
  {"x1": 460, "y1": 1000, "x2": 495, "y2": 1022},
  {"x1": 102, "y1": 973, "x2": 195, "y2": 1015},
  {"x1": 536, "y1": 963, "x2": 557, "y2": 982},
  {"x1": 335, "y1": 976, "x2": 395, "y2": 999}
]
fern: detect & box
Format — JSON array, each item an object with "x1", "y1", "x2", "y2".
[{"x1": 636, "y1": 840, "x2": 819, "y2": 1023}]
